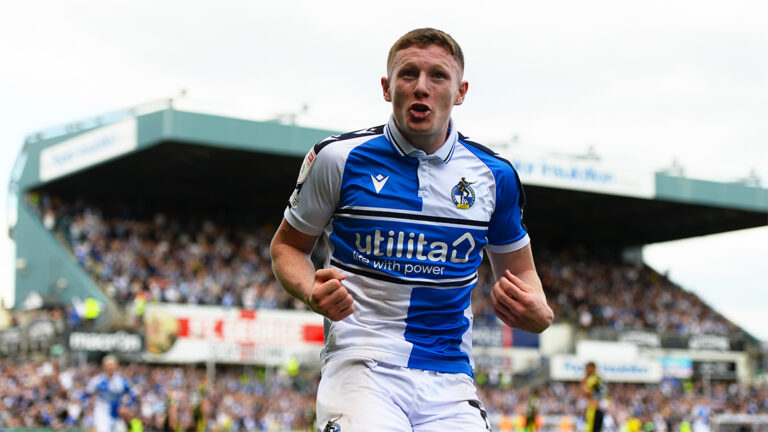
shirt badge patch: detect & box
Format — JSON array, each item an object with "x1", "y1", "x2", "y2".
[
  {"x1": 451, "y1": 177, "x2": 476, "y2": 209},
  {"x1": 289, "y1": 147, "x2": 317, "y2": 209},
  {"x1": 323, "y1": 419, "x2": 341, "y2": 432},
  {"x1": 296, "y1": 148, "x2": 316, "y2": 185}
]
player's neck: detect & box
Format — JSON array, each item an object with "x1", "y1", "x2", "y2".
[
  {"x1": 395, "y1": 124, "x2": 450, "y2": 155},
  {"x1": 406, "y1": 134, "x2": 444, "y2": 155}
]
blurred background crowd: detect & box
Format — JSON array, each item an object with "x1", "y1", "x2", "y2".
[
  {"x1": 0, "y1": 195, "x2": 761, "y2": 431},
  {"x1": 0, "y1": 359, "x2": 317, "y2": 431},
  {"x1": 0, "y1": 357, "x2": 766, "y2": 431},
  {"x1": 32, "y1": 195, "x2": 743, "y2": 337}
]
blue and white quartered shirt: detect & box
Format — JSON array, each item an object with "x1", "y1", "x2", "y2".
[
  {"x1": 285, "y1": 116, "x2": 529, "y2": 377},
  {"x1": 85, "y1": 373, "x2": 136, "y2": 419}
]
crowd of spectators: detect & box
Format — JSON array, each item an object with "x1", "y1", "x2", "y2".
[
  {"x1": 534, "y1": 248, "x2": 743, "y2": 337},
  {"x1": 32, "y1": 194, "x2": 743, "y2": 337},
  {"x1": 0, "y1": 359, "x2": 317, "y2": 431},
  {"x1": 477, "y1": 376, "x2": 768, "y2": 431},
  {"x1": 34, "y1": 195, "x2": 301, "y2": 311},
  {"x1": 7, "y1": 195, "x2": 764, "y2": 431},
  {"x1": 1, "y1": 358, "x2": 766, "y2": 431},
  {"x1": 470, "y1": 248, "x2": 741, "y2": 337}
]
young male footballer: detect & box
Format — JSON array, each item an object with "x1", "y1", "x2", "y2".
[{"x1": 271, "y1": 27, "x2": 553, "y2": 431}]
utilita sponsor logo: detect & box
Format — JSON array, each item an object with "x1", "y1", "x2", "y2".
[{"x1": 354, "y1": 230, "x2": 475, "y2": 263}]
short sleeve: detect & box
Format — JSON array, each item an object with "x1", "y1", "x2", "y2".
[
  {"x1": 486, "y1": 165, "x2": 529, "y2": 253},
  {"x1": 284, "y1": 142, "x2": 344, "y2": 236},
  {"x1": 85, "y1": 376, "x2": 99, "y2": 394}
]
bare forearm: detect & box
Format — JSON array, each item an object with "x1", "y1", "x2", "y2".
[
  {"x1": 515, "y1": 268, "x2": 544, "y2": 299},
  {"x1": 489, "y1": 245, "x2": 554, "y2": 333},
  {"x1": 270, "y1": 219, "x2": 354, "y2": 321},
  {"x1": 270, "y1": 242, "x2": 316, "y2": 305}
]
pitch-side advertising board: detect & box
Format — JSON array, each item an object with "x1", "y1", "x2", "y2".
[
  {"x1": 142, "y1": 304, "x2": 324, "y2": 366},
  {"x1": 550, "y1": 354, "x2": 663, "y2": 383}
]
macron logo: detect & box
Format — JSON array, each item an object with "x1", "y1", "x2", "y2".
[{"x1": 371, "y1": 174, "x2": 389, "y2": 193}]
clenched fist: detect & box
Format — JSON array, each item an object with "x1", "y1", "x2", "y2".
[
  {"x1": 306, "y1": 268, "x2": 355, "y2": 321},
  {"x1": 491, "y1": 270, "x2": 553, "y2": 333}
]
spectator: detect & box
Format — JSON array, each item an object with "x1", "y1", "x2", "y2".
[
  {"x1": 1, "y1": 358, "x2": 766, "y2": 429},
  {"x1": 36, "y1": 195, "x2": 745, "y2": 339}
]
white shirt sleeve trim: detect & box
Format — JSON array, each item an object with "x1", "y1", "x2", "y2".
[{"x1": 485, "y1": 233, "x2": 530, "y2": 254}]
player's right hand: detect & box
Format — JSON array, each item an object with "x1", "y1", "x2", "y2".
[{"x1": 306, "y1": 268, "x2": 355, "y2": 321}]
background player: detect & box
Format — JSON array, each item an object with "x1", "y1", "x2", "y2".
[
  {"x1": 271, "y1": 27, "x2": 553, "y2": 431},
  {"x1": 582, "y1": 361, "x2": 606, "y2": 432},
  {"x1": 84, "y1": 355, "x2": 136, "y2": 432}
]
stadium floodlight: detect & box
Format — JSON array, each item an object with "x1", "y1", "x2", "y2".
[
  {"x1": 662, "y1": 158, "x2": 686, "y2": 177},
  {"x1": 739, "y1": 169, "x2": 762, "y2": 187}
]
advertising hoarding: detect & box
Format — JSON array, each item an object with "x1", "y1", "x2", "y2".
[{"x1": 143, "y1": 304, "x2": 324, "y2": 366}]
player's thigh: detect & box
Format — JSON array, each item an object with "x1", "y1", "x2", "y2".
[
  {"x1": 409, "y1": 369, "x2": 490, "y2": 432},
  {"x1": 92, "y1": 409, "x2": 114, "y2": 432},
  {"x1": 412, "y1": 399, "x2": 491, "y2": 432},
  {"x1": 593, "y1": 409, "x2": 604, "y2": 432},
  {"x1": 316, "y1": 358, "x2": 411, "y2": 432}
]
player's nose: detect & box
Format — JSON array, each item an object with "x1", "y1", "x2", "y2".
[{"x1": 414, "y1": 72, "x2": 429, "y2": 98}]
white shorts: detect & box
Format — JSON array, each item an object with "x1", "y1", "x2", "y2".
[
  {"x1": 93, "y1": 406, "x2": 118, "y2": 432},
  {"x1": 316, "y1": 357, "x2": 491, "y2": 432}
]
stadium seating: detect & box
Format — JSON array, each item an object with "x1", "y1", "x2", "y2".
[
  {"x1": 0, "y1": 355, "x2": 765, "y2": 430},
  {"x1": 35, "y1": 195, "x2": 743, "y2": 338},
  {"x1": 3, "y1": 195, "x2": 763, "y2": 430}
]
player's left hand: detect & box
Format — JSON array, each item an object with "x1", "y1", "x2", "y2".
[{"x1": 491, "y1": 270, "x2": 553, "y2": 333}]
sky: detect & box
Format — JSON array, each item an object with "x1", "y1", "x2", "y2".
[{"x1": 0, "y1": 1, "x2": 766, "y2": 339}]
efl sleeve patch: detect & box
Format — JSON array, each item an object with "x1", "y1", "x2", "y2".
[
  {"x1": 296, "y1": 147, "x2": 316, "y2": 185},
  {"x1": 289, "y1": 147, "x2": 317, "y2": 208},
  {"x1": 285, "y1": 141, "x2": 343, "y2": 236}
]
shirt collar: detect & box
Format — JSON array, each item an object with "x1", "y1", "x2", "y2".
[{"x1": 384, "y1": 115, "x2": 458, "y2": 163}]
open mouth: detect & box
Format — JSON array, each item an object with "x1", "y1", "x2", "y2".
[{"x1": 410, "y1": 103, "x2": 430, "y2": 116}]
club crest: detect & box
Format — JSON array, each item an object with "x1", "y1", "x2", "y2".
[
  {"x1": 323, "y1": 419, "x2": 341, "y2": 432},
  {"x1": 451, "y1": 177, "x2": 476, "y2": 209}
]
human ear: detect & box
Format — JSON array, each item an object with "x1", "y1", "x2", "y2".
[
  {"x1": 381, "y1": 77, "x2": 392, "y2": 102},
  {"x1": 455, "y1": 81, "x2": 468, "y2": 105}
]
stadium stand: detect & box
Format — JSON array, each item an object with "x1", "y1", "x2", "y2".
[
  {"x1": 8, "y1": 105, "x2": 768, "y2": 431},
  {"x1": 28, "y1": 194, "x2": 296, "y2": 311},
  {"x1": 0, "y1": 353, "x2": 765, "y2": 430},
  {"x1": 0, "y1": 358, "x2": 318, "y2": 431},
  {"x1": 29, "y1": 194, "x2": 745, "y2": 339},
  {"x1": 534, "y1": 247, "x2": 744, "y2": 337}
]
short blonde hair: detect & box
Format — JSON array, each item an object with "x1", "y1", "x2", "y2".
[{"x1": 387, "y1": 28, "x2": 464, "y2": 77}]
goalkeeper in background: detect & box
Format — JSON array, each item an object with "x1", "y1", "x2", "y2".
[{"x1": 582, "y1": 361, "x2": 606, "y2": 432}]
